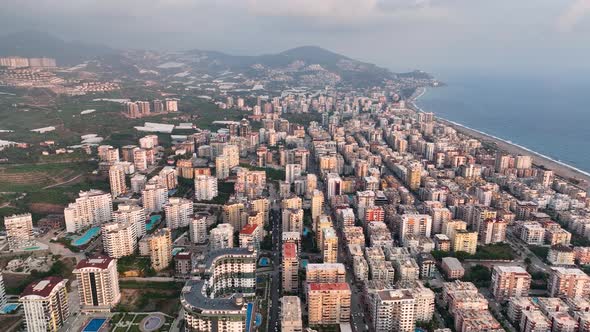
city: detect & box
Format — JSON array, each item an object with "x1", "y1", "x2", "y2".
[{"x1": 0, "y1": 3, "x2": 590, "y2": 332}]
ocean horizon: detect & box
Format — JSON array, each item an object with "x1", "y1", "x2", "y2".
[{"x1": 414, "y1": 70, "x2": 590, "y2": 174}]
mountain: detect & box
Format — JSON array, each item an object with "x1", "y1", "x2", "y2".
[
  {"x1": 0, "y1": 31, "x2": 117, "y2": 65},
  {"x1": 186, "y1": 46, "x2": 396, "y2": 87}
]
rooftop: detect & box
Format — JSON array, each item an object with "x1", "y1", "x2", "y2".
[
  {"x1": 308, "y1": 282, "x2": 350, "y2": 292},
  {"x1": 240, "y1": 223, "x2": 259, "y2": 235},
  {"x1": 75, "y1": 255, "x2": 114, "y2": 269},
  {"x1": 283, "y1": 242, "x2": 297, "y2": 259},
  {"x1": 21, "y1": 276, "x2": 65, "y2": 298}
]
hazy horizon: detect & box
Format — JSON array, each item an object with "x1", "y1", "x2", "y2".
[{"x1": 1, "y1": 0, "x2": 590, "y2": 73}]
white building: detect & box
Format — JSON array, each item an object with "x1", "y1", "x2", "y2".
[
  {"x1": 112, "y1": 204, "x2": 146, "y2": 238},
  {"x1": 101, "y1": 221, "x2": 138, "y2": 258},
  {"x1": 399, "y1": 214, "x2": 432, "y2": 244},
  {"x1": 210, "y1": 223, "x2": 234, "y2": 251},
  {"x1": 64, "y1": 190, "x2": 113, "y2": 233},
  {"x1": 370, "y1": 289, "x2": 416, "y2": 332},
  {"x1": 286, "y1": 164, "x2": 302, "y2": 184},
  {"x1": 20, "y1": 277, "x2": 70, "y2": 332},
  {"x1": 73, "y1": 256, "x2": 121, "y2": 312},
  {"x1": 194, "y1": 175, "x2": 218, "y2": 201},
  {"x1": 190, "y1": 215, "x2": 209, "y2": 244},
  {"x1": 109, "y1": 164, "x2": 127, "y2": 198},
  {"x1": 4, "y1": 213, "x2": 34, "y2": 250},
  {"x1": 164, "y1": 197, "x2": 193, "y2": 229},
  {"x1": 142, "y1": 183, "x2": 168, "y2": 213}
]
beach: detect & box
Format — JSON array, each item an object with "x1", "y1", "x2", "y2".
[{"x1": 409, "y1": 87, "x2": 590, "y2": 190}]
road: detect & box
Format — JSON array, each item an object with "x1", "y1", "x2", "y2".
[{"x1": 267, "y1": 183, "x2": 282, "y2": 332}]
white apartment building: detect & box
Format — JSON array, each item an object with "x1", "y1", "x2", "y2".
[
  {"x1": 215, "y1": 155, "x2": 231, "y2": 179},
  {"x1": 101, "y1": 221, "x2": 138, "y2": 258},
  {"x1": 209, "y1": 223, "x2": 234, "y2": 251},
  {"x1": 112, "y1": 204, "x2": 146, "y2": 238},
  {"x1": 164, "y1": 197, "x2": 193, "y2": 229},
  {"x1": 109, "y1": 164, "x2": 127, "y2": 198},
  {"x1": 399, "y1": 214, "x2": 432, "y2": 245},
  {"x1": 20, "y1": 277, "x2": 70, "y2": 332},
  {"x1": 370, "y1": 289, "x2": 416, "y2": 332},
  {"x1": 4, "y1": 213, "x2": 34, "y2": 250},
  {"x1": 64, "y1": 190, "x2": 113, "y2": 233},
  {"x1": 281, "y1": 296, "x2": 303, "y2": 332},
  {"x1": 140, "y1": 228, "x2": 172, "y2": 271},
  {"x1": 142, "y1": 183, "x2": 168, "y2": 213},
  {"x1": 194, "y1": 175, "x2": 218, "y2": 201},
  {"x1": 73, "y1": 256, "x2": 121, "y2": 312},
  {"x1": 189, "y1": 215, "x2": 208, "y2": 244}
]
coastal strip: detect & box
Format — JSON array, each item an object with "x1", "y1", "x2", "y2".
[{"x1": 410, "y1": 88, "x2": 590, "y2": 190}]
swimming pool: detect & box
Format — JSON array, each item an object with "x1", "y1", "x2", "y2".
[
  {"x1": 303, "y1": 227, "x2": 310, "y2": 236},
  {"x1": 23, "y1": 246, "x2": 40, "y2": 251},
  {"x1": 1, "y1": 303, "x2": 20, "y2": 314},
  {"x1": 259, "y1": 257, "x2": 270, "y2": 266},
  {"x1": 172, "y1": 248, "x2": 184, "y2": 256},
  {"x1": 301, "y1": 259, "x2": 308, "y2": 268},
  {"x1": 83, "y1": 318, "x2": 107, "y2": 332},
  {"x1": 146, "y1": 215, "x2": 162, "y2": 231},
  {"x1": 73, "y1": 227, "x2": 101, "y2": 246}
]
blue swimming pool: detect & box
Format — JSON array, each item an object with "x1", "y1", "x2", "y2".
[
  {"x1": 1, "y1": 303, "x2": 19, "y2": 314},
  {"x1": 245, "y1": 303, "x2": 254, "y2": 332},
  {"x1": 303, "y1": 227, "x2": 310, "y2": 236},
  {"x1": 146, "y1": 215, "x2": 162, "y2": 231},
  {"x1": 172, "y1": 248, "x2": 184, "y2": 256},
  {"x1": 259, "y1": 257, "x2": 270, "y2": 266},
  {"x1": 301, "y1": 259, "x2": 309, "y2": 268},
  {"x1": 73, "y1": 227, "x2": 101, "y2": 246},
  {"x1": 83, "y1": 318, "x2": 107, "y2": 332}
]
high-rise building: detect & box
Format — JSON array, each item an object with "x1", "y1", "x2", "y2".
[
  {"x1": 452, "y1": 230, "x2": 478, "y2": 254},
  {"x1": 101, "y1": 221, "x2": 138, "y2": 258},
  {"x1": 73, "y1": 256, "x2": 121, "y2": 312},
  {"x1": 370, "y1": 289, "x2": 416, "y2": 332},
  {"x1": 98, "y1": 145, "x2": 120, "y2": 164},
  {"x1": 20, "y1": 277, "x2": 70, "y2": 332},
  {"x1": 189, "y1": 215, "x2": 208, "y2": 244},
  {"x1": 158, "y1": 166, "x2": 178, "y2": 190},
  {"x1": 181, "y1": 248, "x2": 257, "y2": 332},
  {"x1": 326, "y1": 173, "x2": 342, "y2": 197},
  {"x1": 322, "y1": 227, "x2": 338, "y2": 263},
  {"x1": 4, "y1": 213, "x2": 34, "y2": 250},
  {"x1": 133, "y1": 148, "x2": 148, "y2": 172},
  {"x1": 64, "y1": 190, "x2": 113, "y2": 233},
  {"x1": 479, "y1": 218, "x2": 507, "y2": 244},
  {"x1": 282, "y1": 243, "x2": 299, "y2": 293},
  {"x1": 281, "y1": 296, "x2": 303, "y2": 332},
  {"x1": 142, "y1": 228, "x2": 172, "y2": 271},
  {"x1": 130, "y1": 174, "x2": 147, "y2": 193},
  {"x1": 311, "y1": 190, "x2": 324, "y2": 224},
  {"x1": 548, "y1": 267, "x2": 590, "y2": 299},
  {"x1": 222, "y1": 145, "x2": 240, "y2": 168},
  {"x1": 307, "y1": 283, "x2": 351, "y2": 325},
  {"x1": 306, "y1": 263, "x2": 346, "y2": 284},
  {"x1": 285, "y1": 164, "x2": 302, "y2": 184},
  {"x1": 215, "y1": 155, "x2": 231, "y2": 179},
  {"x1": 282, "y1": 208, "x2": 304, "y2": 233},
  {"x1": 223, "y1": 202, "x2": 246, "y2": 230},
  {"x1": 0, "y1": 272, "x2": 7, "y2": 309},
  {"x1": 194, "y1": 175, "x2": 218, "y2": 201},
  {"x1": 164, "y1": 197, "x2": 193, "y2": 229},
  {"x1": 112, "y1": 204, "x2": 146, "y2": 239},
  {"x1": 165, "y1": 98, "x2": 178, "y2": 112},
  {"x1": 399, "y1": 214, "x2": 432, "y2": 244},
  {"x1": 407, "y1": 163, "x2": 422, "y2": 191},
  {"x1": 209, "y1": 223, "x2": 234, "y2": 250},
  {"x1": 142, "y1": 183, "x2": 168, "y2": 213},
  {"x1": 491, "y1": 266, "x2": 531, "y2": 302}
]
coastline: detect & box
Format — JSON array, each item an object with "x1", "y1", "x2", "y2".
[{"x1": 411, "y1": 87, "x2": 590, "y2": 190}]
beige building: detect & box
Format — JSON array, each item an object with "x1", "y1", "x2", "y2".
[
  {"x1": 306, "y1": 263, "x2": 346, "y2": 284},
  {"x1": 141, "y1": 183, "x2": 168, "y2": 214},
  {"x1": 109, "y1": 164, "x2": 127, "y2": 198},
  {"x1": 101, "y1": 221, "x2": 138, "y2": 258},
  {"x1": 307, "y1": 283, "x2": 351, "y2": 325},
  {"x1": 73, "y1": 256, "x2": 121, "y2": 312},
  {"x1": 547, "y1": 245, "x2": 575, "y2": 265},
  {"x1": 452, "y1": 230, "x2": 478, "y2": 254},
  {"x1": 112, "y1": 204, "x2": 146, "y2": 239},
  {"x1": 479, "y1": 218, "x2": 507, "y2": 244},
  {"x1": 164, "y1": 197, "x2": 193, "y2": 229},
  {"x1": 20, "y1": 277, "x2": 70, "y2": 332},
  {"x1": 322, "y1": 227, "x2": 338, "y2": 263},
  {"x1": 64, "y1": 190, "x2": 113, "y2": 233},
  {"x1": 4, "y1": 213, "x2": 34, "y2": 250},
  {"x1": 141, "y1": 228, "x2": 172, "y2": 271},
  {"x1": 311, "y1": 190, "x2": 324, "y2": 225},
  {"x1": 282, "y1": 243, "x2": 299, "y2": 293},
  {"x1": 548, "y1": 267, "x2": 590, "y2": 299},
  {"x1": 491, "y1": 266, "x2": 531, "y2": 301},
  {"x1": 215, "y1": 154, "x2": 231, "y2": 179},
  {"x1": 441, "y1": 257, "x2": 465, "y2": 280},
  {"x1": 280, "y1": 296, "x2": 303, "y2": 332}
]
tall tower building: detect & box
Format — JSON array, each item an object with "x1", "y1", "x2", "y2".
[
  {"x1": 164, "y1": 197, "x2": 193, "y2": 229},
  {"x1": 282, "y1": 243, "x2": 299, "y2": 294},
  {"x1": 109, "y1": 164, "x2": 127, "y2": 198},
  {"x1": 4, "y1": 213, "x2": 34, "y2": 250},
  {"x1": 101, "y1": 221, "x2": 138, "y2": 258},
  {"x1": 307, "y1": 283, "x2": 351, "y2": 325},
  {"x1": 194, "y1": 175, "x2": 218, "y2": 201},
  {"x1": 215, "y1": 155, "x2": 231, "y2": 180},
  {"x1": 142, "y1": 228, "x2": 173, "y2": 271},
  {"x1": 311, "y1": 190, "x2": 324, "y2": 224},
  {"x1": 142, "y1": 183, "x2": 168, "y2": 213},
  {"x1": 20, "y1": 277, "x2": 70, "y2": 332},
  {"x1": 209, "y1": 223, "x2": 234, "y2": 250},
  {"x1": 370, "y1": 289, "x2": 416, "y2": 332},
  {"x1": 399, "y1": 214, "x2": 432, "y2": 245},
  {"x1": 112, "y1": 204, "x2": 146, "y2": 239},
  {"x1": 64, "y1": 190, "x2": 113, "y2": 233},
  {"x1": 73, "y1": 256, "x2": 121, "y2": 312},
  {"x1": 189, "y1": 215, "x2": 208, "y2": 244},
  {"x1": 322, "y1": 227, "x2": 338, "y2": 263}
]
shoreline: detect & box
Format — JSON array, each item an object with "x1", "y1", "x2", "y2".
[{"x1": 410, "y1": 88, "x2": 590, "y2": 190}]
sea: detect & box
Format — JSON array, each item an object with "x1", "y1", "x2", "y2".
[{"x1": 414, "y1": 69, "x2": 590, "y2": 174}]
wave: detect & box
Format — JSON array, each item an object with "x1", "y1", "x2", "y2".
[{"x1": 410, "y1": 89, "x2": 590, "y2": 179}]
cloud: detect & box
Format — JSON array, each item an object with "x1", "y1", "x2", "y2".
[{"x1": 556, "y1": 0, "x2": 590, "y2": 32}]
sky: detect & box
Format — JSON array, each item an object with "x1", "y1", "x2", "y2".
[{"x1": 1, "y1": 0, "x2": 590, "y2": 72}]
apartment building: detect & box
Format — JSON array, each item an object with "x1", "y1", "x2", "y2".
[
  {"x1": 4, "y1": 213, "x2": 34, "y2": 250},
  {"x1": 307, "y1": 283, "x2": 351, "y2": 325},
  {"x1": 73, "y1": 256, "x2": 121, "y2": 312},
  {"x1": 20, "y1": 277, "x2": 70, "y2": 332}
]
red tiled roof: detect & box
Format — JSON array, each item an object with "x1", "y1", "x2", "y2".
[
  {"x1": 75, "y1": 255, "x2": 113, "y2": 269},
  {"x1": 176, "y1": 252, "x2": 192, "y2": 260},
  {"x1": 21, "y1": 277, "x2": 65, "y2": 297},
  {"x1": 240, "y1": 223, "x2": 259, "y2": 235},
  {"x1": 283, "y1": 242, "x2": 297, "y2": 259},
  {"x1": 308, "y1": 282, "x2": 350, "y2": 291}
]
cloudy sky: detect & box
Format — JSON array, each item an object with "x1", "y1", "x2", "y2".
[{"x1": 1, "y1": 0, "x2": 589, "y2": 72}]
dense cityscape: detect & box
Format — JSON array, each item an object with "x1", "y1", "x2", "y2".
[{"x1": 1, "y1": 35, "x2": 590, "y2": 332}]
